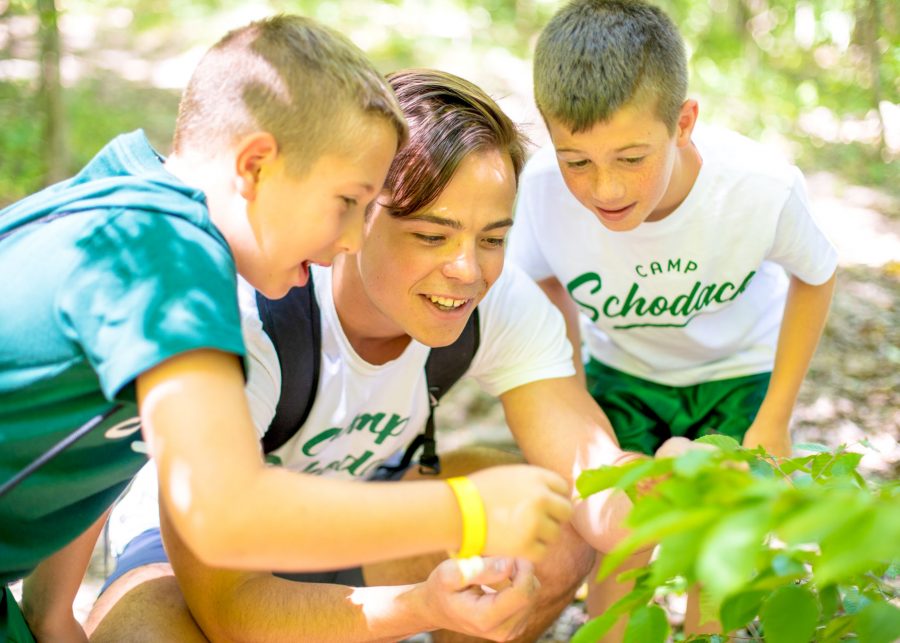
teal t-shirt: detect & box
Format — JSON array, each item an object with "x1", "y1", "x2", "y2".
[{"x1": 0, "y1": 132, "x2": 246, "y2": 583}]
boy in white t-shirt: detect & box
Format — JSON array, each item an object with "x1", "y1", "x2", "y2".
[{"x1": 509, "y1": 0, "x2": 837, "y2": 635}]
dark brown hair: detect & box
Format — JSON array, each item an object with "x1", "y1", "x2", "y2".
[
  {"x1": 379, "y1": 69, "x2": 527, "y2": 218},
  {"x1": 173, "y1": 14, "x2": 407, "y2": 175}
]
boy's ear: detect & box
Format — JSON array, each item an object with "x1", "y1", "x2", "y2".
[
  {"x1": 234, "y1": 132, "x2": 279, "y2": 200},
  {"x1": 675, "y1": 99, "x2": 699, "y2": 147}
]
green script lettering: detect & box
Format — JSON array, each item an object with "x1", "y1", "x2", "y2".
[
  {"x1": 735, "y1": 271, "x2": 756, "y2": 296},
  {"x1": 373, "y1": 414, "x2": 410, "y2": 445},
  {"x1": 685, "y1": 260, "x2": 698, "y2": 273},
  {"x1": 302, "y1": 427, "x2": 341, "y2": 456},
  {"x1": 602, "y1": 295, "x2": 622, "y2": 317},
  {"x1": 670, "y1": 281, "x2": 701, "y2": 316},
  {"x1": 667, "y1": 258, "x2": 681, "y2": 272},
  {"x1": 619, "y1": 283, "x2": 648, "y2": 317},
  {"x1": 649, "y1": 296, "x2": 668, "y2": 315},
  {"x1": 714, "y1": 282, "x2": 736, "y2": 303},
  {"x1": 567, "y1": 272, "x2": 602, "y2": 321},
  {"x1": 349, "y1": 413, "x2": 386, "y2": 434}
]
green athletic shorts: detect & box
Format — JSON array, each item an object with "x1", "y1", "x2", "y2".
[
  {"x1": 586, "y1": 358, "x2": 771, "y2": 455},
  {"x1": 1, "y1": 586, "x2": 36, "y2": 643}
]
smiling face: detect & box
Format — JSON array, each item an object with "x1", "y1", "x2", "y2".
[
  {"x1": 338, "y1": 148, "x2": 516, "y2": 350},
  {"x1": 238, "y1": 117, "x2": 398, "y2": 299},
  {"x1": 547, "y1": 99, "x2": 699, "y2": 232}
]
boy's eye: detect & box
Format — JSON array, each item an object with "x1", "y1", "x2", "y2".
[
  {"x1": 341, "y1": 196, "x2": 358, "y2": 208},
  {"x1": 413, "y1": 233, "x2": 444, "y2": 244},
  {"x1": 621, "y1": 156, "x2": 645, "y2": 165},
  {"x1": 482, "y1": 237, "x2": 506, "y2": 249},
  {"x1": 565, "y1": 159, "x2": 590, "y2": 169}
]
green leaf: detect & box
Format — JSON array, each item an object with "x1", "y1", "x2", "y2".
[
  {"x1": 673, "y1": 448, "x2": 717, "y2": 478},
  {"x1": 771, "y1": 553, "x2": 806, "y2": 577},
  {"x1": 623, "y1": 604, "x2": 670, "y2": 643},
  {"x1": 719, "y1": 589, "x2": 767, "y2": 632},
  {"x1": 820, "y1": 614, "x2": 857, "y2": 643},
  {"x1": 855, "y1": 602, "x2": 900, "y2": 643},
  {"x1": 830, "y1": 452, "x2": 864, "y2": 476},
  {"x1": 571, "y1": 586, "x2": 653, "y2": 643},
  {"x1": 794, "y1": 442, "x2": 832, "y2": 453},
  {"x1": 576, "y1": 465, "x2": 629, "y2": 498},
  {"x1": 572, "y1": 611, "x2": 621, "y2": 643},
  {"x1": 598, "y1": 508, "x2": 719, "y2": 580},
  {"x1": 695, "y1": 434, "x2": 741, "y2": 451},
  {"x1": 759, "y1": 585, "x2": 819, "y2": 643},
  {"x1": 776, "y1": 493, "x2": 869, "y2": 545},
  {"x1": 819, "y1": 584, "x2": 841, "y2": 621},
  {"x1": 651, "y1": 529, "x2": 704, "y2": 585},
  {"x1": 844, "y1": 586, "x2": 873, "y2": 615},
  {"x1": 696, "y1": 505, "x2": 770, "y2": 600},
  {"x1": 816, "y1": 505, "x2": 900, "y2": 586}
]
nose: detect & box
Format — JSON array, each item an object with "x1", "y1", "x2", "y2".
[
  {"x1": 335, "y1": 206, "x2": 364, "y2": 255},
  {"x1": 591, "y1": 167, "x2": 626, "y2": 203},
  {"x1": 442, "y1": 241, "x2": 481, "y2": 284}
]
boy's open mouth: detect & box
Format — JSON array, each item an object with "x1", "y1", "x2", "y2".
[{"x1": 424, "y1": 294, "x2": 470, "y2": 312}]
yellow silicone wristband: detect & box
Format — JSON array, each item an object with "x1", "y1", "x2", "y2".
[{"x1": 445, "y1": 476, "x2": 487, "y2": 558}]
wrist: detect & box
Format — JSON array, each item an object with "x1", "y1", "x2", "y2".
[{"x1": 445, "y1": 477, "x2": 487, "y2": 558}]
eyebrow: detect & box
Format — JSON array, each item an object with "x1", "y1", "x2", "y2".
[
  {"x1": 556, "y1": 143, "x2": 651, "y2": 154},
  {"x1": 406, "y1": 213, "x2": 514, "y2": 232}
]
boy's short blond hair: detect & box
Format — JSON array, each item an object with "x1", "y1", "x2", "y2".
[
  {"x1": 173, "y1": 15, "x2": 407, "y2": 174},
  {"x1": 534, "y1": 0, "x2": 687, "y2": 134}
]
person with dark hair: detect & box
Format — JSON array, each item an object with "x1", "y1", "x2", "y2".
[
  {"x1": 510, "y1": 0, "x2": 837, "y2": 637},
  {"x1": 0, "y1": 18, "x2": 575, "y2": 641},
  {"x1": 83, "y1": 69, "x2": 665, "y2": 642}
]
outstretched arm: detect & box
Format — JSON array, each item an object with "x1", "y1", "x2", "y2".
[
  {"x1": 160, "y1": 502, "x2": 539, "y2": 642},
  {"x1": 743, "y1": 272, "x2": 837, "y2": 457},
  {"x1": 501, "y1": 376, "x2": 640, "y2": 553},
  {"x1": 138, "y1": 349, "x2": 572, "y2": 571},
  {"x1": 21, "y1": 509, "x2": 109, "y2": 642}
]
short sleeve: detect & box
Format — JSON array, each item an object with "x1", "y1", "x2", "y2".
[
  {"x1": 468, "y1": 265, "x2": 575, "y2": 397},
  {"x1": 57, "y1": 212, "x2": 246, "y2": 400},
  {"x1": 236, "y1": 279, "x2": 280, "y2": 438},
  {"x1": 766, "y1": 168, "x2": 838, "y2": 285}
]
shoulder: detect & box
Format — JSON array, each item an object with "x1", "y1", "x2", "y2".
[
  {"x1": 477, "y1": 264, "x2": 561, "y2": 335},
  {"x1": 694, "y1": 124, "x2": 802, "y2": 193}
]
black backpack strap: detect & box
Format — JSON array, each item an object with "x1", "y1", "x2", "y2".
[
  {"x1": 377, "y1": 308, "x2": 481, "y2": 477},
  {"x1": 256, "y1": 277, "x2": 321, "y2": 455}
]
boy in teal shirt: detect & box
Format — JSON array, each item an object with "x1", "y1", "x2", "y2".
[
  {"x1": 510, "y1": 0, "x2": 837, "y2": 636},
  {"x1": 1, "y1": 15, "x2": 572, "y2": 641}
]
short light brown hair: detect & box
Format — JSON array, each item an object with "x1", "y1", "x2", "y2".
[
  {"x1": 173, "y1": 15, "x2": 407, "y2": 174},
  {"x1": 380, "y1": 69, "x2": 527, "y2": 218},
  {"x1": 534, "y1": 0, "x2": 688, "y2": 133}
]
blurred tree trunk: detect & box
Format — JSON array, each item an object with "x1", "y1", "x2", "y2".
[
  {"x1": 856, "y1": 0, "x2": 885, "y2": 152},
  {"x1": 37, "y1": 0, "x2": 67, "y2": 184}
]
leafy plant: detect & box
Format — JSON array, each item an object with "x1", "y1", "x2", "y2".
[{"x1": 574, "y1": 436, "x2": 900, "y2": 643}]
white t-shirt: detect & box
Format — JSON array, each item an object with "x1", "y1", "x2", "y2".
[
  {"x1": 508, "y1": 125, "x2": 838, "y2": 387},
  {"x1": 108, "y1": 264, "x2": 574, "y2": 553}
]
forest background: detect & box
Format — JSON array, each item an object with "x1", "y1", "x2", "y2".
[{"x1": 1, "y1": 0, "x2": 898, "y2": 639}]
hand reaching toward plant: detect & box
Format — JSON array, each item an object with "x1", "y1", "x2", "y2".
[{"x1": 468, "y1": 465, "x2": 573, "y2": 562}]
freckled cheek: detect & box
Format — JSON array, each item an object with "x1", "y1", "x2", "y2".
[{"x1": 562, "y1": 173, "x2": 594, "y2": 208}]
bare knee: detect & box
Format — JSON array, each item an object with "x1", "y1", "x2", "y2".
[{"x1": 88, "y1": 569, "x2": 207, "y2": 643}]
